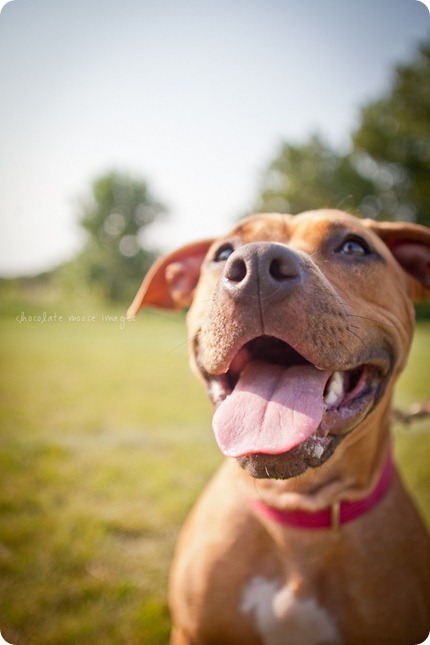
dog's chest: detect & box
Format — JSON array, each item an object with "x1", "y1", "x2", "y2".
[{"x1": 241, "y1": 575, "x2": 340, "y2": 645}]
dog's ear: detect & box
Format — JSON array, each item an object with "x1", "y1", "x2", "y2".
[
  {"x1": 127, "y1": 240, "x2": 214, "y2": 317},
  {"x1": 364, "y1": 220, "x2": 430, "y2": 302}
]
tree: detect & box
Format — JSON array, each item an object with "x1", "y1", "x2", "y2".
[
  {"x1": 75, "y1": 171, "x2": 166, "y2": 302},
  {"x1": 254, "y1": 135, "x2": 374, "y2": 216},
  {"x1": 254, "y1": 37, "x2": 430, "y2": 228},
  {"x1": 353, "y1": 41, "x2": 430, "y2": 227}
]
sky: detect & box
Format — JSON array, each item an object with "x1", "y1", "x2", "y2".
[{"x1": 0, "y1": 0, "x2": 429, "y2": 277}]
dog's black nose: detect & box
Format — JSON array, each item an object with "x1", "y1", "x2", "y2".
[{"x1": 223, "y1": 242, "x2": 302, "y2": 301}]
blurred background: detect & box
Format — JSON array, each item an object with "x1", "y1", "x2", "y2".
[{"x1": 0, "y1": 1, "x2": 429, "y2": 643}]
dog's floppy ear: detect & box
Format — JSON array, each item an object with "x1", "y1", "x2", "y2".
[
  {"x1": 127, "y1": 239, "x2": 214, "y2": 317},
  {"x1": 364, "y1": 220, "x2": 430, "y2": 302}
]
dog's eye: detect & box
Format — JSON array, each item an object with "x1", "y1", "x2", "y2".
[
  {"x1": 213, "y1": 243, "x2": 235, "y2": 262},
  {"x1": 338, "y1": 236, "x2": 370, "y2": 257}
]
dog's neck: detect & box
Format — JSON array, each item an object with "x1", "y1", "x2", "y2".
[{"x1": 250, "y1": 449, "x2": 394, "y2": 530}]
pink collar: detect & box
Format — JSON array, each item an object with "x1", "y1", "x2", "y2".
[{"x1": 250, "y1": 450, "x2": 394, "y2": 531}]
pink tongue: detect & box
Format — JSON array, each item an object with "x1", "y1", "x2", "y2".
[{"x1": 212, "y1": 361, "x2": 330, "y2": 457}]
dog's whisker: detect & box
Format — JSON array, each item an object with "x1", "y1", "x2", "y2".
[
  {"x1": 161, "y1": 340, "x2": 191, "y2": 359},
  {"x1": 345, "y1": 312, "x2": 398, "y2": 335},
  {"x1": 161, "y1": 331, "x2": 200, "y2": 359},
  {"x1": 345, "y1": 313, "x2": 381, "y2": 325},
  {"x1": 346, "y1": 326, "x2": 368, "y2": 350}
]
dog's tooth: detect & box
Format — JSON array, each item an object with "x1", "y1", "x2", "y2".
[
  {"x1": 324, "y1": 371, "x2": 344, "y2": 406},
  {"x1": 208, "y1": 378, "x2": 227, "y2": 405}
]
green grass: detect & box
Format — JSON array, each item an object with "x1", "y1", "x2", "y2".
[
  {"x1": 0, "y1": 303, "x2": 220, "y2": 644},
  {"x1": 0, "y1": 300, "x2": 429, "y2": 644},
  {"x1": 392, "y1": 323, "x2": 430, "y2": 527}
]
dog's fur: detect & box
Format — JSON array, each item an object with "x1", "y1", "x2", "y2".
[{"x1": 129, "y1": 210, "x2": 430, "y2": 645}]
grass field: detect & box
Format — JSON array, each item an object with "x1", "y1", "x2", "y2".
[{"x1": 0, "y1": 299, "x2": 429, "y2": 644}]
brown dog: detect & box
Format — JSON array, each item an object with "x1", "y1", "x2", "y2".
[{"x1": 129, "y1": 209, "x2": 430, "y2": 645}]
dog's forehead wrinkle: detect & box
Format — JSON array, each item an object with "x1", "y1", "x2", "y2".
[{"x1": 230, "y1": 213, "x2": 293, "y2": 244}]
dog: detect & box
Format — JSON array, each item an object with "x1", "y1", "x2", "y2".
[{"x1": 128, "y1": 209, "x2": 430, "y2": 645}]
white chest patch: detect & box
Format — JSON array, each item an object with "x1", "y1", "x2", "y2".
[{"x1": 241, "y1": 576, "x2": 339, "y2": 645}]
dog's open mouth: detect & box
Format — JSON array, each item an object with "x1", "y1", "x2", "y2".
[{"x1": 200, "y1": 336, "x2": 386, "y2": 460}]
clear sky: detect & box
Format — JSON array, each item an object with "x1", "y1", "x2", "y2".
[{"x1": 0, "y1": 0, "x2": 429, "y2": 276}]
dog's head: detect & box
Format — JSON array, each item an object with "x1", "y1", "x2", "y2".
[{"x1": 129, "y1": 210, "x2": 430, "y2": 479}]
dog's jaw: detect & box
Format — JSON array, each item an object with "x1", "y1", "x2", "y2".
[{"x1": 193, "y1": 333, "x2": 390, "y2": 479}]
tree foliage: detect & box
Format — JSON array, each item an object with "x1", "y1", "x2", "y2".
[
  {"x1": 254, "y1": 38, "x2": 430, "y2": 227},
  {"x1": 255, "y1": 136, "x2": 374, "y2": 215},
  {"x1": 353, "y1": 41, "x2": 430, "y2": 226},
  {"x1": 74, "y1": 171, "x2": 166, "y2": 302}
]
